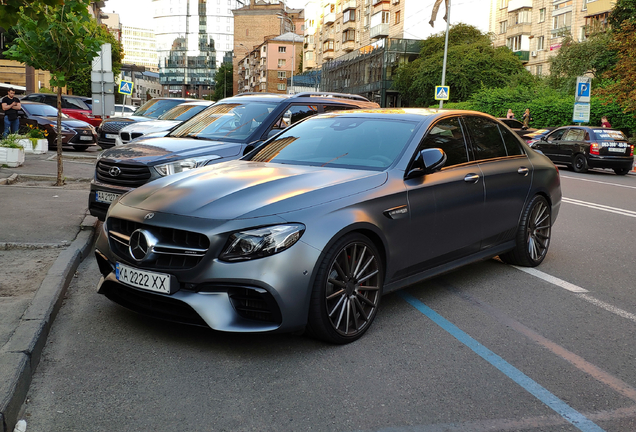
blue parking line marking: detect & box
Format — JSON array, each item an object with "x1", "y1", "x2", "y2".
[{"x1": 398, "y1": 292, "x2": 606, "y2": 432}]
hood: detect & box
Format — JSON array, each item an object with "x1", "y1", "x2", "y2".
[
  {"x1": 102, "y1": 115, "x2": 153, "y2": 125},
  {"x1": 120, "y1": 120, "x2": 180, "y2": 134},
  {"x1": 101, "y1": 136, "x2": 243, "y2": 164},
  {"x1": 118, "y1": 160, "x2": 388, "y2": 220},
  {"x1": 39, "y1": 116, "x2": 92, "y2": 128}
]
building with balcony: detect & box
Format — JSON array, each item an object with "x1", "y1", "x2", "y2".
[
  {"x1": 490, "y1": 0, "x2": 609, "y2": 76},
  {"x1": 237, "y1": 32, "x2": 303, "y2": 94},
  {"x1": 232, "y1": 0, "x2": 304, "y2": 96}
]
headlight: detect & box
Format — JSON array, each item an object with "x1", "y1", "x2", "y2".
[
  {"x1": 219, "y1": 224, "x2": 305, "y2": 262},
  {"x1": 154, "y1": 156, "x2": 221, "y2": 176}
]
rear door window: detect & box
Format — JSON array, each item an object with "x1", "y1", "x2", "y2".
[
  {"x1": 420, "y1": 117, "x2": 469, "y2": 167},
  {"x1": 498, "y1": 125, "x2": 524, "y2": 156},
  {"x1": 562, "y1": 128, "x2": 586, "y2": 141},
  {"x1": 463, "y1": 116, "x2": 508, "y2": 160}
]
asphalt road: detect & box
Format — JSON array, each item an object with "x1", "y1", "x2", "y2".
[{"x1": 19, "y1": 168, "x2": 636, "y2": 432}]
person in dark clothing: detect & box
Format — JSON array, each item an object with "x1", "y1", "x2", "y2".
[{"x1": 2, "y1": 88, "x2": 21, "y2": 138}]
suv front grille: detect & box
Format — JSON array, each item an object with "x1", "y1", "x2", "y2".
[
  {"x1": 107, "y1": 217, "x2": 210, "y2": 270},
  {"x1": 101, "y1": 121, "x2": 131, "y2": 133},
  {"x1": 96, "y1": 160, "x2": 152, "y2": 187}
]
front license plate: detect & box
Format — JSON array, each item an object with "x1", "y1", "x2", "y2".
[
  {"x1": 95, "y1": 190, "x2": 120, "y2": 204},
  {"x1": 105, "y1": 133, "x2": 118, "y2": 139},
  {"x1": 80, "y1": 135, "x2": 93, "y2": 141},
  {"x1": 608, "y1": 147, "x2": 624, "y2": 153},
  {"x1": 116, "y1": 262, "x2": 172, "y2": 294}
]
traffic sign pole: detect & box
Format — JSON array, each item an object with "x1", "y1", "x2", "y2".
[{"x1": 439, "y1": 0, "x2": 451, "y2": 109}]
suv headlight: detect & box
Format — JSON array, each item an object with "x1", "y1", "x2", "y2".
[
  {"x1": 219, "y1": 224, "x2": 305, "y2": 262},
  {"x1": 154, "y1": 156, "x2": 220, "y2": 176}
]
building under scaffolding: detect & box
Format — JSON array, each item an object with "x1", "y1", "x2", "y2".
[{"x1": 320, "y1": 38, "x2": 421, "y2": 108}]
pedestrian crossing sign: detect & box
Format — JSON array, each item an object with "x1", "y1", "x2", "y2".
[
  {"x1": 435, "y1": 86, "x2": 449, "y2": 101},
  {"x1": 118, "y1": 80, "x2": 134, "y2": 95}
]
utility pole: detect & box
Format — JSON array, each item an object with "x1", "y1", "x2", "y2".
[{"x1": 439, "y1": 0, "x2": 451, "y2": 109}]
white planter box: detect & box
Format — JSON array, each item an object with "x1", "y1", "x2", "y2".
[
  {"x1": 0, "y1": 146, "x2": 25, "y2": 167},
  {"x1": 18, "y1": 138, "x2": 48, "y2": 154}
]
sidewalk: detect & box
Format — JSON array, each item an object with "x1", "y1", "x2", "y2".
[{"x1": 0, "y1": 148, "x2": 100, "y2": 432}]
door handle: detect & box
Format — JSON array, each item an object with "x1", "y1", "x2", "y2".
[
  {"x1": 518, "y1": 167, "x2": 529, "y2": 176},
  {"x1": 464, "y1": 173, "x2": 480, "y2": 183}
]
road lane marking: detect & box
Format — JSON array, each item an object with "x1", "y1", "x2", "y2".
[
  {"x1": 512, "y1": 266, "x2": 588, "y2": 292},
  {"x1": 561, "y1": 175, "x2": 636, "y2": 190},
  {"x1": 398, "y1": 292, "x2": 606, "y2": 432},
  {"x1": 512, "y1": 266, "x2": 636, "y2": 324},
  {"x1": 449, "y1": 285, "x2": 636, "y2": 403},
  {"x1": 562, "y1": 197, "x2": 636, "y2": 217}
]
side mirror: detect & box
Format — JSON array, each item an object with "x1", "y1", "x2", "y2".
[
  {"x1": 540, "y1": 136, "x2": 548, "y2": 141},
  {"x1": 406, "y1": 148, "x2": 447, "y2": 179}
]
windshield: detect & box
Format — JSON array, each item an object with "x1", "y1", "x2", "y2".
[
  {"x1": 22, "y1": 104, "x2": 68, "y2": 118},
  {"x1": 133, "y1": 99, "x2": 188, "y2": 119},
  {"x1": 248, "y1": 116, "x2": 418, "y2": 171},
  {"x1": 158, "y1": 103, "x2": 211, "y2": 121},
  {"x1": 170, "y1": 102, "x2": 278, "y2": 141}
]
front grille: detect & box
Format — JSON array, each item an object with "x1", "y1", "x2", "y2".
[
  {"x1": 101, "y1": 281, "x2": 208, "y2": 327},
  {"x1": 107, "y1": 217, "x2": 210, "y2": 270},
  {"x1": 96, "y1": 160, "x2": 152, "y2": 187},
  {"x1": 101, "y1": 121, "x2": 132, "y2": 133},
  {"x1": 228, "y1": 287, "x2": 282, "y2": 324}
]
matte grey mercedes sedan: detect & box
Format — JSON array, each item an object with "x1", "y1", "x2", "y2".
[{"x1": 94, "y1": 109, "x2": 561, "y2": 344}]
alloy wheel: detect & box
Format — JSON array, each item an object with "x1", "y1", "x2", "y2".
[
  {"x1": 324, "y1": 241, "x2": 381, "y2": 337},
  {"x1": 526, "y1": 200, "x2": 551, "y2": 262}
]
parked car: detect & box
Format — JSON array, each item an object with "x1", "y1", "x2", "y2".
[
  {"x1": 21, "y1": 93, "x2": 102, "y2": 128},
  {"x1": 112, "y1": 104, "x2": 137, "y2": 117},
  {"x1": 117, "y1": 100, "x2": 215, "y2": 145},
  {"x1": 96, "y1": 97, "x2": 195, "y2": 149},
  {"x1": 530, "y1": 126, "x2": 634, "y2": 175},
  {"x1": 0, "y1": 101, "x2": 97, "y2": 150},
  {"x1": 523, "y1": 128, "x2": 552, "y2": 146},
  {"x1": 94, "y1": 109, "x2": 561, "y2": 344},
  {"x1": 88, "y1": 92, "x2": 379, "y2": 221},
  {"x1": 497, "y1": 118, "x2": 543, "y2": 139}
]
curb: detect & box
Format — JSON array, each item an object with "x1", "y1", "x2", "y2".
[{"x1": 0, "y1": 215, "x2": 99, "y2": 432}]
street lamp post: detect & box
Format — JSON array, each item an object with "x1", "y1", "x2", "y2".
[{"x1": 439, "y1": 0, "x2": 451, "y2": 110}]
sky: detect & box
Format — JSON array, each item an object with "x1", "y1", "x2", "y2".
[{"x1": 103, "y1": 0, "x2": 491, "y2": 37}]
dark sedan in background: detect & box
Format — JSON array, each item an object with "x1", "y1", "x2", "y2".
[
  {"x1": 0, "y1": 101, "x2": 97, "y2": 150},
  {"x1": 21, "y1": 92, "x2": 102, "y2": 128},
  {"x1": 531, "y1": 126, "x2": 634, "y2": 175},
  {"x1": 94, "y1": 109, "x2": 561, "y2": 344}
]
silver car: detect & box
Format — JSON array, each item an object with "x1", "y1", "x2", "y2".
[{"x1": 94, "y1": 109, "x2": 561, "y2": 344}]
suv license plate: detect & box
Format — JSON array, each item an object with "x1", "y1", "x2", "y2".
[
  {"x1": 116, "y1": 262, "x2": 172, "y2": 294},
  {"x1": 608, "y1": 147, "x2": 624, "y2": 153},
  {"x1": 95, "y1": 191, "x2": 120, "y2": 204},
  {"x1": 80, "y1": 136, "x2": 93, "y2": 141},
  {"x1": 105, "y1": 133, "x2": 118, "y2": 139}
]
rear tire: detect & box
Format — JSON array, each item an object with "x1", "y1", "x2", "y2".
[
  {"x1": 614, "y1": 167, "x2": 630, "y2": 176},
  {"x1": 500, "y1": 195, "x2": 551, "y2": 267},
  {"x1": 572, "y1": 154, "x2": 588, "y2": 173},
  {"x1": 306, "y1": 233, "x2": 383, "y2": 344}
]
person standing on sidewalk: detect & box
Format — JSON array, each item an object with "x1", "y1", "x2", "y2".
[{"x1": 2, "y1": 88, "x2": 21, "y2": 137}]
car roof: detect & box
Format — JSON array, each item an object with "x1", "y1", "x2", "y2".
[
  {"x1": 26, "y1": 93, "x2": 84, "y2": 99},
  {"x1": 318, "y1": 108, "x2": 501, "y2": 122},
  {"x1": 218, "y1": 92, "x2": 376, "y2": 106}
]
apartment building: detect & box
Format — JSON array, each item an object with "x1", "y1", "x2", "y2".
[
  {"x1": 490, "y1": 0, "x2": 616, "y2": 76},
  {"x1": 232, "y1": 0, "x2": 304, "y2": 95},
  {"x1": 236, "y1": 32, "x2": 303, "y2": 93},
  {"x1": 121, "y1": 26, "x2": 159, "y2": 73}
]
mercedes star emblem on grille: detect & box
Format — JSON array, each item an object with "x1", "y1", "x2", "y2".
[
  {"x1": 129, "y1": 229, "x2": 156, "y2": 261},
  {"x1": 109, "y1": 166, "x2": 121, "y2": 177}
]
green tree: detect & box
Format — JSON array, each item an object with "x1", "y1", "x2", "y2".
[
  {"x1": 0, "y1": 0, "x2": 63, "y2": 29},
  {"x1": 608, "y1": 0, "x2": 636, "y2": 27},
  {"x1": 3, "y1": 0, "x2": 105, "y2": 185},
  {"x1": 393, "y1": 24, "x2": 529, "y2": 106},
  {"x1": 213, "y1": 62, "x2": 233, "y2": 101},
  {"x1": 548, "y1": 33, "x2": 616, "y2": 92},
  {"x1": 67, "y1": 22, "x2": 123, "y2": 96}
]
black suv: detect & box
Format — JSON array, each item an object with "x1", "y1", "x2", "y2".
[
  {"x1": 531, "y1": 126, "x2": 634, "y2": 175},
  {"x1": 96, "y1": 97, "x2": 193, "y2": 149},
  {"x1": 89, "y1": 92, "x2": 379, "y2": 220}
]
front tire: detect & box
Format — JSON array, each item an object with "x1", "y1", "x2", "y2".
[
  {"x1": 572, "y1": 154, "x2": 588, "y2": 173},
  {"x1": 307, "y1": 233, "x2": 383, "y2": 344},
  {"x1": 500, "y1": 195, "x2": 551, "y2": 267}
]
